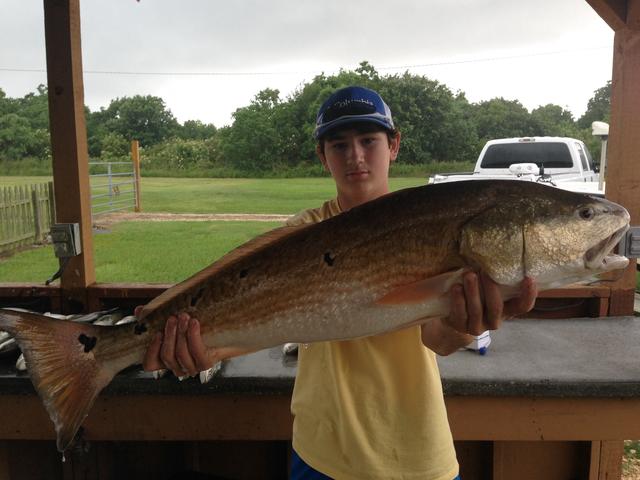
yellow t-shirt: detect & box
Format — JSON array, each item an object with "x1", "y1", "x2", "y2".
[{"x1": 287, "y1": 199, "x2": 459, "y2": 480}]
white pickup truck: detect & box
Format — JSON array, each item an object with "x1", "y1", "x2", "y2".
[{"x1": 429, "y1": 136, "x2": 603, "y2": 195}]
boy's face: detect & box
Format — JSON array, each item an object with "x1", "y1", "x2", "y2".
[{"x1": 317, "y1": 127, "x2": 400, "y2": 206}]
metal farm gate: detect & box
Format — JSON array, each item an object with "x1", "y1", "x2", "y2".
[{"x1": 90, "y1": 141, "x2": 141, "y2": 218}]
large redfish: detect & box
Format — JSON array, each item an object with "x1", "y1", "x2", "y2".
[{"x1": 0, "y1": 180, "x2": 630, "y2": 451}]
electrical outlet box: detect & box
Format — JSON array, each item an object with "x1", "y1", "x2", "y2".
[
  {"x1": 618, "y1": 226, "x2": 640, "y2": 259},
  {"x1": 50, "y1": 223, "x2": 82, "y2": 258}
]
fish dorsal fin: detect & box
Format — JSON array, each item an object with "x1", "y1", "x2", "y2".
[{"x1": 139, "y1": 223, "x2": 309, "y2": 318}]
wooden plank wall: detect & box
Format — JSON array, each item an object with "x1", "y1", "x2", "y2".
[{"x1": 0, "y1": 182, "x2": 54, "y2": 255}]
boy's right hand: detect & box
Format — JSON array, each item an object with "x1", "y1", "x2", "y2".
[{"x1": 136, "y1": 307, "x2": 217, "y2": 377}]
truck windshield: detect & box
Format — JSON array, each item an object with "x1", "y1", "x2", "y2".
[{"x1": 480, "y1": 143, "x2": 573, "y2": 169}]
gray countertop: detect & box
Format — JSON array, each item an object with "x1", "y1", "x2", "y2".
[
  {"x1": 438, "y1": 316, "x2": 640, "y2": 397},
  {"x1": 0, "y1": 316, "x2": 638, "y2": 398}
]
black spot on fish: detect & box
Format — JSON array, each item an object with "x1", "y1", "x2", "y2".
[
  {"x1": 78, "y1": 334, "x2": 97, "y2": 353},
  {"x1": 134, "y1": 322, "x2": 148, "y2": 335},
  {"x1": 190, "y1": 287, "x2": 205, "y2": 307},
  {"x1": 324, "y1": 252, "x2": 335, "y2": 266},
  {"x1": 240, "y1": 268, "x2": 249, "y2": 278}
]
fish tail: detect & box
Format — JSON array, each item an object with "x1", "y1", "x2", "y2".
[{"x1": 0, "y1": 308, "x2": 122, "y2": 452}]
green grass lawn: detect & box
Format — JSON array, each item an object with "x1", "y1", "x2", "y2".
[
  {"x1": 0, "y1": 176, "x2": 426, "y2": 214},
  {"x1": 0, "y1": 176, "x2": 422, "y2": 284},
  {"x1": 0, "y1": 221, "x2": 280, "y2": 283},
  {"x1": 1, "y1": 176, "x2": 638, "y2": 289}
]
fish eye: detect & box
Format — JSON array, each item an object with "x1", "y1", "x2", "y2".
[{"x1": 579, "y1": 207, "x2": 595, "y2": 220}]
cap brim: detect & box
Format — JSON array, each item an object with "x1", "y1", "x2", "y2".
[{"x1": 314, "y1": 116, "x2": 393, "y2": 140}]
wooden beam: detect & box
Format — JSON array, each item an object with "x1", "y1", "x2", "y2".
[
  {"x1": 605, "y1": 5, "x2": 640, "y2": 314},
  {"x1": 43, "y1": 0, "x2": 95, "y2": 301},
  {"x1": 446, "y1": 397, "x2": 640, "y2": 441},
  {"x1": 586, "y1": 0, "x2": 627, "y2": 31},
  {"x1": 2, "y1": 394, "x2": 639, "y2": 443},
  {"x1": 0, "y1": 395, "x2": 293, "y2": 442}
]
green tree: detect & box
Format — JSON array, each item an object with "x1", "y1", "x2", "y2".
[
  {"x1": 0, "y1": 88, "x2": 15, "y2": 117},
  {"x1": 178, "y1": 120, "x2": 216, "y2": 140},
  {"x1": 437, "y1": 92, "x2": 479, "y2": 162},
  {"x1": 530, "y1": 104, "x2": 579, "y2": 137},
  {"x1": 220, "y1": 89, "x2": 283, "y2": 172},
  {"x1": 578, "y1": 81, "x2": 611, "y2": 129},
  {"x1": 101, "y1": 95, "x2": 179, "y2": 147},
  {"x1": 144, "y1": 137, "x2": 220, "y2": 171},
  {"x1": 15, "y1": 84, "x2": 50, "y2": 131},
  {"x1": 380, "y1": 74, "x2": 478, "y2": 163},
  {"x1": 100, "y1": 132, "x2": 130, "y2": 160},
  {"x1": 86, "y1": 107, "x2": 109, "y2": 158},
  {"x1": 471, "y1": 98, "x2": 535, "y2": 145},
  {"x1": 0, "y1": 113, "x2": 49, "y2": 160}
]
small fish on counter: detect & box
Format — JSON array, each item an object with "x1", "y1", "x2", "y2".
[{"x1": 4, "y1": 310, "x2": 223, "y2": 380}]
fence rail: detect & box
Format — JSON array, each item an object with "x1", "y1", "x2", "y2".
[{"x1": 0, "y1": 182, "x2": 55, "y2": 255}]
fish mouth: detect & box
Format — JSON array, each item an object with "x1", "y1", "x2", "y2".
[{"x1": 585, "y1": 224, "x2": 630, "y2": 271}]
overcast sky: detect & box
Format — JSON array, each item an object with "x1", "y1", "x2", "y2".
[{"x1": 1, "y1": 0, "x2": 614, "y2": 128}]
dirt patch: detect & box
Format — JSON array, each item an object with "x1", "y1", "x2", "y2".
[
  {"x1": 624, "y1": 441, "x2": 640, "y2": 480},
  {"x1": 624, "y1": 457, "x2": 640, "y2": 480},
  {"x1": 94, "y1": 212, "x2": 293, "y2": 227}
]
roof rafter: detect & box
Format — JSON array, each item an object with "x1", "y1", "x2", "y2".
[{"x1": 586, "y1": 0, "x2": 628, "y2": 30}]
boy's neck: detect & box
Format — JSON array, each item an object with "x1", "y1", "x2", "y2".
[{"x1": 337, "y1": 185, "x2": 390, "y2": 211}]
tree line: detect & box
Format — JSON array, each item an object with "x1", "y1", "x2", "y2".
[{"x1": 0, "y1": 62, "x2": 611, "y2": 177}]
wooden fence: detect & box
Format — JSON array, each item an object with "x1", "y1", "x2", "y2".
[{"x1": 0, "y1": 182, "x2": 55, "y2": 255}]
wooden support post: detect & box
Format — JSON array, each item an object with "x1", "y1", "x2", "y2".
[
  {"x1": 597, "y1": 441, "x2": 624, "y2": 480},
  {"x1": 587, "y1": 0, "x2": 640, "y2": 316},
  {"x1": 43, "y1": 0, "x2": 95, "y2": 308},
  {"x1": 132, "y1": 140, "x2": 141, "y2": 212},
  {"x1": 605, "y1": 0, "x2": 640, "y2": 316},
  {"x1": 589, "y1": 441, "x2": 602, "y2": 480}
]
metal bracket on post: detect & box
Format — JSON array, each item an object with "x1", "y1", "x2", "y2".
[
  {"x1": 46, "y1": 223, "x2": 83, "y2": 285},
  {"x1": 618, "y1": 227, "x2": 640, "y2": 259}
]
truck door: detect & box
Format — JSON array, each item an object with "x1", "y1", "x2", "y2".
[{"x1": 574, "y1": 142, "x2": 594, "y2": 181}]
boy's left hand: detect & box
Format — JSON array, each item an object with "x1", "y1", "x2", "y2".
[
  {"x1": 421, "y1": 272, "x2": 537, "y2": 355},
  {"x1": 445, "y1": 271, "x2": 537, "y2": 336}
]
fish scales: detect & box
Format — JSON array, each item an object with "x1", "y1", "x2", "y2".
[
  {"x1": 0, "y1": 180, "x2": 630, "y2": 452},
  {"x1": 140, "y1": 182, "x2": 487, "y2": 345},
  {"x1": 141, "y1": 198, "x2": 454, "y2": 346}
]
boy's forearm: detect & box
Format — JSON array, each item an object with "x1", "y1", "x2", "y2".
[{"x1": 420, "y1": 317, "x2": 474, "y2": 356}]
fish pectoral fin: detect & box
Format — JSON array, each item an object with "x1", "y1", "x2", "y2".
[
  {"x1": 211, "y1": 346, "x2": 258, "y2": 362},
  {"x1": 376, "y1": 268, "x2": 467, "y2": 305}
]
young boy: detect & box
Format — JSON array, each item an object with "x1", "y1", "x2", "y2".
[{"x1": 143, "y1": 86, "x2": 537, "y2": 479}]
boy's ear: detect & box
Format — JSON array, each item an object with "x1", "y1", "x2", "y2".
[
  {"x1": 316, "y1": 144, "x2": 330, "y2": 172},
  {"x1": 389, "y1": 131, "x2": 401, "y2": 163}
]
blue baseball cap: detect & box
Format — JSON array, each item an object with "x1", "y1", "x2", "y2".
[{"x1": 314, "y1": 86, "x2": 395, "y2": 140}]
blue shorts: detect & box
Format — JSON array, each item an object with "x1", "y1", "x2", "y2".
[{"x1": 291, "y1": 449, "x2": 461, "y2": 480}]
